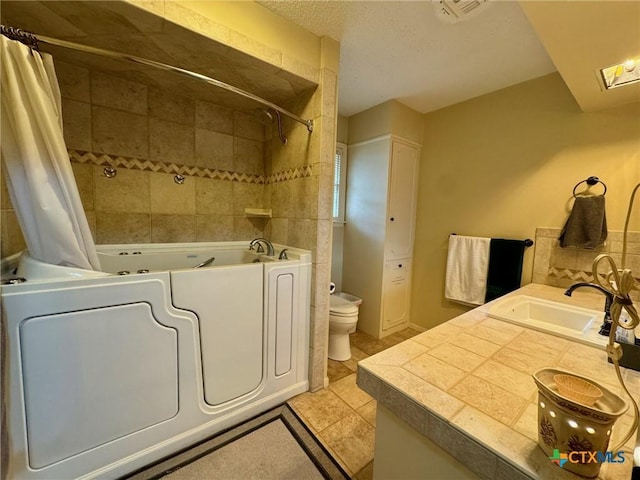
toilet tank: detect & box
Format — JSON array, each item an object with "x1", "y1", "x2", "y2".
[{"x1": 334, "y1": 292, "x2": 362, "y2": 306}]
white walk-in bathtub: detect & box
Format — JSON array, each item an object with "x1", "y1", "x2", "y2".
[{"x1": 1, "y1": 241, "x2": 311, "y2": 479}]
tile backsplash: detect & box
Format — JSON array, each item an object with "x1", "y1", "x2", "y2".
[{"x1": 533, "y1": 227, "x2": 640, "y2": 301}]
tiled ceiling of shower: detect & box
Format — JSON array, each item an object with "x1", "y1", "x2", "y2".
[{"x1": 0, "y1": 1, "x2": 317, "y2": 112}]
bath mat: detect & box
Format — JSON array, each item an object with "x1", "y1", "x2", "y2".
[{"x1": 125, "y1": 404, "x2": 350, "y2": 480}]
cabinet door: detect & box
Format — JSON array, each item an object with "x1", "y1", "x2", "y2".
[
  {"x1": 382, "y1": 259, "x2": 412, "y2": 331},
  {"x1": 386, "y1": 141, "x2": 419, "y2": 260}
]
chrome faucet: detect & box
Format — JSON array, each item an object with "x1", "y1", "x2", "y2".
[
  {"x1": 564, "y1": 282, "x2": 614, "y2": 336},
  {"x1": 249, "y1": 238, "x2": 275, "y2": 256}
]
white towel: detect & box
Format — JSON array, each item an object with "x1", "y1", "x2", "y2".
[{"x1": 445, "y1": 235, "x2": 491, "y2": 306}]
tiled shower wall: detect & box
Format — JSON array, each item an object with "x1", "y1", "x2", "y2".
[
  {"x1": 1, "y1": 60, "x2": 274, "y2": 254},
  {"x1": 65, "y1": 61, "x2": 271, "y2": 245},
  {"x1": 533, "y1": 227, "x2": 640, "y2": 301}
]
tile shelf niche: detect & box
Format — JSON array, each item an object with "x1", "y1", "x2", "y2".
[{"x1": 244, "y1": 208, "x2": 272, "y2": 218}]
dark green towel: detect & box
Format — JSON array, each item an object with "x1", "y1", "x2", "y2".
[
  {"x1": 558, "y1": 195, "x2": 607, "y2": 249},
  {"x1": 484, "y1": 239, "x2": 525, "y2": 303}
]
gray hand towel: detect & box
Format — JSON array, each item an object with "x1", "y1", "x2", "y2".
[{"x1": 559, "y1": 195, "x2": 607, "y2": 249}]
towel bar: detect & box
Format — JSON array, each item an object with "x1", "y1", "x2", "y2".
[{"x1": 450, "y1": 234, "x2": 533, "y2": 247}]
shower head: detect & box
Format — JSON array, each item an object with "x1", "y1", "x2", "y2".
[
  {"x1": 254, "y1": 108, "x2": 288, "y2": 145},
  {"x1": 252, "y1": 108, "x2": 273, "y2": 125}
]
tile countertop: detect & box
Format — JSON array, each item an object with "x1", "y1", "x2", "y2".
[{"x1": 356, "y1": 283, "x2": 640, "y2": 480}]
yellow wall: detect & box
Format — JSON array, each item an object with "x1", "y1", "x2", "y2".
[
  {"x1": 348, "y1": 100, "x2": 423, "y2": 144},
  {"x1": 412, "y1": 72, "x2": 640, "y2": 329},
  {"x1": 337, "y1": 115, "x2": 348, "y2": 143}
]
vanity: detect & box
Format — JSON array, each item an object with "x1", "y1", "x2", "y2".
[{"x1": 356, "y1": 283, "x2": 639, "y2": 479}]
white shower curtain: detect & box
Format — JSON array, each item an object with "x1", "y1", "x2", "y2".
[{"x1": 1, "y1": 36, "x2": 100, "y2": 270}]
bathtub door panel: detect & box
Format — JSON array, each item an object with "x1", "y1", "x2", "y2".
[
  {"x1": 20, "y1": 303, "x2": 179, "y2": 469},
  {"x1": 265, "y1": 263, "x2": 301, "y2": 386},
  {"x1": 274, "y1": 273, "x2": 294, "y2": 376},
  {"x1": 171, "y1": 264, "x2": 264, "y2": 406}
]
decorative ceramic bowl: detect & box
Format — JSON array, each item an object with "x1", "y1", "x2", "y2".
[{"x1": 553, "y1": 373, "x2": 603, "y2": 407}]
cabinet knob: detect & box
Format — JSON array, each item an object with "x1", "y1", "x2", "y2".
[
  {"x1": 398, "y1": 264, "x2": 402, "y2": 268},
  {"x1": 390, "y1": 217, "x2": 395, "y2": 222}
]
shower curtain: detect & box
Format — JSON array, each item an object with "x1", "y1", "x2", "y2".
[{"x1": 0, "y1": 36, "x2": 100, "y2": 270}]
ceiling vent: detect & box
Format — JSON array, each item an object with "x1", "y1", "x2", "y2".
[{"x1": 435, "y1": 0, "x2": 491, "y2": 24}]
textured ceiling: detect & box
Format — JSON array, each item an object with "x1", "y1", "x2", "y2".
[
  {"x1": 258, "y1": 1, "x2": 557, "y2": 116},
  {"x1": 258, "y1": 1, "x2": 640, "y2": 117}
]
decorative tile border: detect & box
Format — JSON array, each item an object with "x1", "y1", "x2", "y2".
[
  {"x1": 68, "y1": 149, "x2": 313, "y2": 185},
  {"x1": 270, "y1": 166, "x2": 313, "y2": 184},
  {"x1": 547, "y1": 267, "x2": 640, "y2": 285},
  {"x1": 547, "y1": 267, "x2": 594, "y2": 283},
  {"x1": 534, "y1": 227, "x2": 640, "y2": 297}
]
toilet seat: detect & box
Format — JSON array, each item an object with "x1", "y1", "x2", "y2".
[{"x1": 329, "y1": 295, "x2": 358, "y2": 315}]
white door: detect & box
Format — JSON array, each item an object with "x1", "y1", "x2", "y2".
[
  {"x1": 385, "y1": 141, "x2": 419, "y2": 260},
  {"x1": 382, "y1": 259, "x2": 412, "y2": 330}
]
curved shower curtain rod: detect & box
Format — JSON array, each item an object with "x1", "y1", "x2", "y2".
[{"x1": 0, "y1": 25, "x2": 314, "y2": 134}]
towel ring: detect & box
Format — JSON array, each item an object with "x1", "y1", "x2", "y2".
[{"x1": 573, "y1": 176, "x2": 607, "y2": 198}]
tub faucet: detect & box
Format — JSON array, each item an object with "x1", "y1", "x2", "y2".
[
  {"x1": 249, "y1": 238, "x2": 274, "y2": 256},
  {"x1": 564, "y1": 282, "x2": 614, "y2": 336}
]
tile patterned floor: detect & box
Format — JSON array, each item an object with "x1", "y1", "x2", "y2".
[{"x1": 288, "y1": 327, "x2": 421, "y2": 479}]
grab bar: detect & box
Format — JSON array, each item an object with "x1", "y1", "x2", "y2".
[{"x1": 193, "y1": 257, "x2": 215, "y2": 269}]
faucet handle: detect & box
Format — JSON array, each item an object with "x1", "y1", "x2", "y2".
[
  {"x1": 279, "y1": 249, "x2": 289, "y2": 260},
  {"x1": 256, "y1": 243, "x2": 265, "y2": 253}
]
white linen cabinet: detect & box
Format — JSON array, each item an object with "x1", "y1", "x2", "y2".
[{"x1": 343, "y1": 135, "x2": 420, "y2": 338}]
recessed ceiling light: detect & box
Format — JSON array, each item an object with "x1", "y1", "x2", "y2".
[{"x1": 600, "y1": 57, "x2": 640, "y2": 90}]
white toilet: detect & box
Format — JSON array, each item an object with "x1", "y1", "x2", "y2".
[{"x1": 328, "y1": 293, "x2": 362, "y2": 361}]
